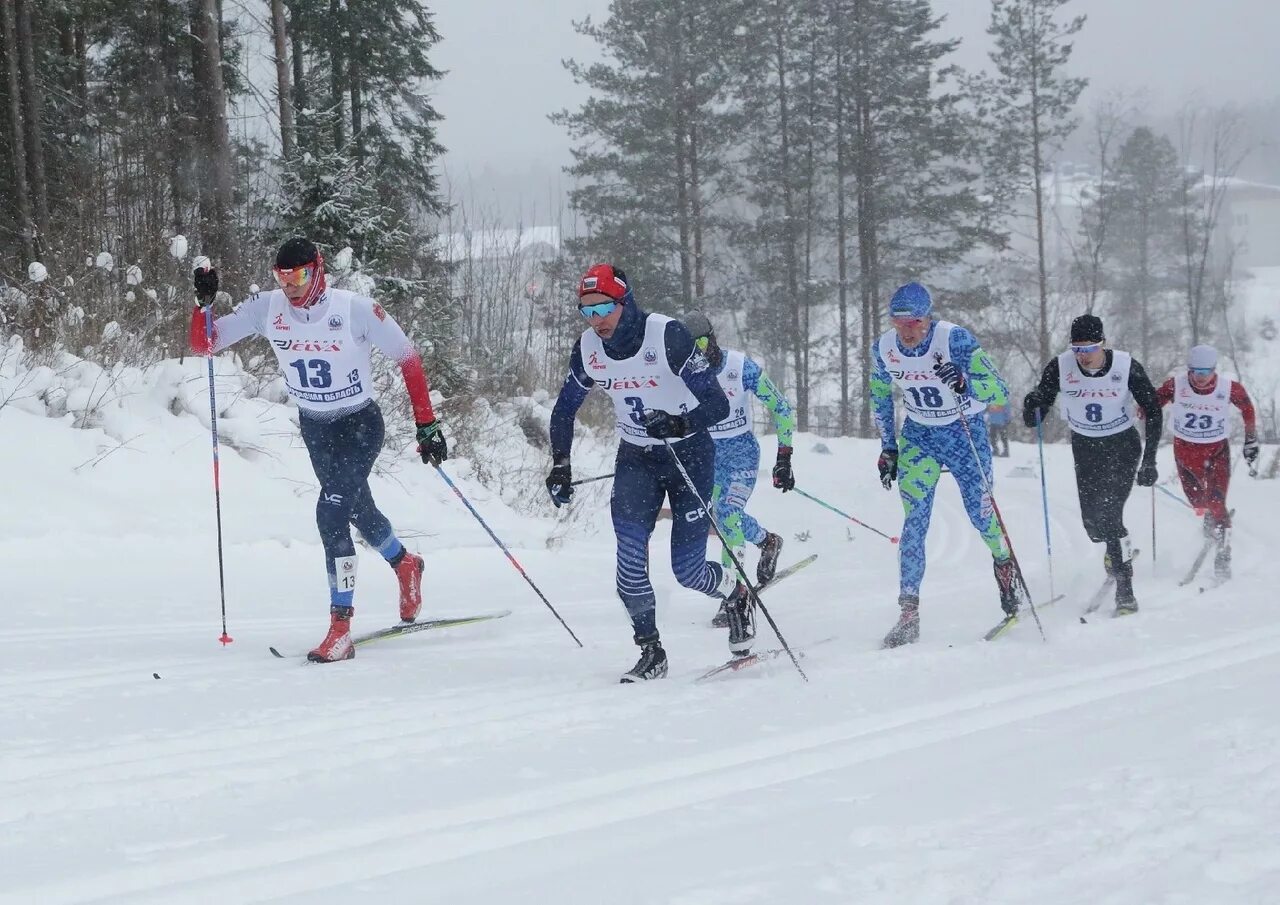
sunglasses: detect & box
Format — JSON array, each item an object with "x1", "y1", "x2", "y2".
[
  {"x1": 273, "y1": 264, "x2": 317, "y2": 288},
  {"x1": 1189, "y1": 366, "x2": 1215, "y2": 377},
  {"x1": 1071, "y1": 342, "x2": 1103, "y2": 355},
  {"x1": 578, "y1": 300, "x2": 618, "y2": 319}
]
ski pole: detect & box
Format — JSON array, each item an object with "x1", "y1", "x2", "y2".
[
  {"x1": 433, "y1": 465, "x2": 582, "y2": 647},
  {"x1": 938, "y1": 364, "x2": 1045, "y2": 641},
  {"x1": 570, "y1": 472, "x2": 614, "y2": 487},
  {"x1": 791, "y1": 487, "x2": 899, "y2": 543},
  {"x1": 201, "y1": 303, "x2": 232, "y2": 646},
  {"x1": 1153, "y1": 481, "x2": 1193, "y2": 509},
  {"x1": 1035, "y1": 412, "x2": 1056, "y2": 603},
  {"x1": 659, "y1": 437, "x2": 807, "y2": 681}
]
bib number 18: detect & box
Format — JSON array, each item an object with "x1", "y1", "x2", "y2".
[{"x1": 905, "y1": 386, "x2": 945, "y2": 409}]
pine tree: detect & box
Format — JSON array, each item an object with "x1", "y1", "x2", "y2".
[
  {"x1": 969, "y1": 0, "x2": 1087, "y2": 365},
  {"x1": 553, "y1": 0, "x2": 746, "y2": 311},
  {"x1": 1094, "y1": 127, "x2": 1184, "y2": 366}
]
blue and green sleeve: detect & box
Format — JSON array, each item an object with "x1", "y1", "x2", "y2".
[
  {"x1": 949, "y1": 327, "x2": 1009, "y2": 407},
  {"x1": 869, "y1": 343, "x2": 898, "y2": 451},
  {"x1": 742, "y1": 357, "x2": 795, "y2": 448}
]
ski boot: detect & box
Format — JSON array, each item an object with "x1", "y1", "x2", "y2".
[
  {"x1": 882, "y1": 595, "x2": 920, "y2": 648},
  {"x1": 1212, "y1": 524, "x2": 1232, "y2": 583},
  {"x1": 620, "y1": 634, "x2": 668, "y2": 683},
  {"x1": 711, "y1": 599, "x2": 730, "y2": 628},
  {"x1": 724, "y1": 583, "x2": 756, "y2": 656},
  {"x1": 393, "y1": 551, "x2": 425, "y2": 622},
  {"x1": 993, "y1": 558, "x2": 1019, "y2": 616},
  {"x1": 1113, "y1": 559, "x2": 1138, "y2": 616},
  {"x1": 756, "y1": 532, "x2": 784, "y2": 585},
  {"x1": 308, "y1": 606, "x2": 355, "y2": 662}
]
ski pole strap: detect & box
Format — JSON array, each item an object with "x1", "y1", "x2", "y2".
[
  {"x1": 432, "y1": 465, "x2": 583, "y2": 647},
  {"x1": 791, "y1": 488, "x2": 899, "y2": 544}
]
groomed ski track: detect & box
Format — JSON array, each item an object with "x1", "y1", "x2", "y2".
[{"x1": 2, "y1": 408, "x2": 1277, "y2": 904}]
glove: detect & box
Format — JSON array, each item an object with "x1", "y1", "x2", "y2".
[
  {"x1": 877, "y1": 448, "x2": 898, "y2": 490},
  {"x1": 1022, "y1": 392, "x2": 1048, "y2": 428},
  {"x1": 641, "y1": 409, "x2": 688, "y2": 439},
  {"x1": 193, "y1": 265, "x2": 219, "y2": 306},
  {"x1": 415, "y1": 419, "x2": 448, "y2": 466},
  {"x1": 1243, "y1": 437, "x2": 1259, "y2": 465},
  {"x1": 546, "y1": 456, "x2": 572, "y2": 508},
  {"x1": 1135, "y1": 461, "x2": 1158, "y2": 487},
  {"x1": 932, "y1": 359, "x2": 966, "y2": 395},
  {"x1": 772, "y1": 446, "x2": 795, "y2": 492}
]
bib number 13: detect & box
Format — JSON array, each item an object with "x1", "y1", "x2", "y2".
[
  {"x1": 905, "y1": 386, "x2": 945, "y2": 409},
  {"x1": 289, "y1": 358, "x2": 332, "y2": 389}
]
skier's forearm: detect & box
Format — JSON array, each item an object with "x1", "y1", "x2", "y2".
[
  {"x1": 681, "y1": 368, "x2": 729, "y2": 432},
  {"x1": 1231, "y1": 382, "x2": 1258, "y2": 437},
  {"x1": 549, "y1": 375, "x2": 589, "y2": 459},
  {"x1": 1128, "y1": 362, "x2": 1163, "y2": 460},
  {"x1": 870, "y1": 375, "x2": 897, "y2": 449},
  {"x1": 753, "y1": 369, "x2": 795, "y2": 448}
]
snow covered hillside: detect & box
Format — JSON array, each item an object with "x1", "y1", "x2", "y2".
[{"x1": 2, "y1": 364, "x2": 1278, "y2": 904}]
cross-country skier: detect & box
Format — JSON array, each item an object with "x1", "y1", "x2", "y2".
[
  {"x1": 1155, "y1": 343, "x2": 1259, "y2": 582},
  {"x1": 545, "y1": 264, "x2": 749, "y2": 682},
  {"x1": 681, "y1": 312, "x2": 795, "y2": 627},
  {"x1": 1022, "y1": 314, "x2": 1162, "y2": 614},
  {"x1": 189, "y1": 237, "x2": 446, "y2": 662},
  {"x1": 870, "y1": 282, "x2": 1017, "y2": 647}
]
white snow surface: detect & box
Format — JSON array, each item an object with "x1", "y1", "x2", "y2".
[{"x1": 1, "y1": 358, "x2": 1278, "y2": 904}]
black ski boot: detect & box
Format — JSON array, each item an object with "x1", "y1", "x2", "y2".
[
  {"x1": 756, "y1": 532, "x2": 784, "y2": 585},
  {"x1": 724, "y1": 583, "x2": 756, "y2": 657},
  {"x1": 882, "y1": 595, "x2": 920, "y2": 648},
  {"x1": 710, "y1": 599, "x2": 730, "y2": 628},
  {"x1": 993, "y1": 558, "x2": 1019, "y2": 616},
  {"x1": 620, "y1": 634, "x2": 668, "y2": 683}
]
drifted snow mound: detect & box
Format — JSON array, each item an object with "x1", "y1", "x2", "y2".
[{"x1": 27, "y1": 262, "x2": 48, "y2": 283}]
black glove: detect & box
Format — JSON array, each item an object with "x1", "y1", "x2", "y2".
[
  {"x1": 641, "y1": 409, "x2": 688, "y2": 439},
  {"x1": 546, "y1": 456, "x2": 572, "y2": 508},
  {"x1": 415, "y1": 419, "x2": 448, "y2": 466},
  {"x1": 1135, "y1": 461, "x2": 1158, "y2": 487},
  {"x1": 878, "y1": 448, "x2": 898, "y2": 490},
  {"x1": 932, "y1": 359, "x2": 966, "y2": 395},
  {"x1": 1022, "y1": 392, "x2": 1048, "y2": 429},
  {"x1": 193, "y1": 265, "x2": 219, "y2": 306},
  {"x1": 1243, "y1": 437, "x2": 1260, "y2": 465},
  {"x1": 772, "y1": 446, "x2": 795, "y2": 492}
]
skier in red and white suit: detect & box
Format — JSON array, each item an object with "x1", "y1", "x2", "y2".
[{"x1": 1155, "y1": 344, "x2": 1259, "y2": 579}]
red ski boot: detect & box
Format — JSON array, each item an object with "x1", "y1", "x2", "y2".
[
  {"x1": 308, "y1": 607, "x2": 355, "y2": 663},
  {"x1": 394, "y1": 552, "x2": 425, "y2": 623}
]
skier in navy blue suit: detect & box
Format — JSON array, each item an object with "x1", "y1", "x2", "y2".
[{"x1": 546, "y1": 264, "x2": 753, "y2": 682}]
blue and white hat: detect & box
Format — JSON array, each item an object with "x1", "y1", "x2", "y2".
[{"x1": 889, "y1": 282, "x2": 932, "y2": 318}]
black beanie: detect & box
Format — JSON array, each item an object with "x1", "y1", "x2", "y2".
[
  {"x1": 1070, "y1": 314, "x2": 1104, "y2": 343},
  {"x1": 276, "y1": 237, "x2": 320, "y2": 269}
]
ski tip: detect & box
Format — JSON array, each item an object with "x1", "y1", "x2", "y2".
[{"x1": 269, "y1": 646, "x2": 286, "y2": 659}]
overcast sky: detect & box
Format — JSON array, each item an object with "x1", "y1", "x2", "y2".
[{"x1": 425, "y1": 0, "x2": 1280, "y2": 215}]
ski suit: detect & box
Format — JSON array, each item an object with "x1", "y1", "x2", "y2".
[
  {"x1": 550, "y1": 302, "x2": 732, "y2": 640},
  {"x1": 1023, "y1": 349, "x2": 1162, "y2": 564},
  {"x1": 189, "y1": 288, "x2": 435, "y2": 608},
  {"x1": 870, "y1": 320, "x2": 1011, "y2": 597},
  {"x1": 708, "y1": 350, "x2": 795, "y2": 568},
  {"x1": 1156, "y1": 373, "x2": 1257, "y2": 529}
]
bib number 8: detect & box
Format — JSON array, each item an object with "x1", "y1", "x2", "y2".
[
  {"x1": 905, "y1": 386, "x2": 945, "y2": 409},
  {"x1": 1085, "y1": 403, "x2": 1103, "y2": 423}
]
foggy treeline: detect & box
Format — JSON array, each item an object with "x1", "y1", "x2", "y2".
[{"x1": 0, "y1": 0, "x2": 1271, "y2": 445}]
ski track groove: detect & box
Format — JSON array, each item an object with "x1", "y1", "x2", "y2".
[{"x1": 8, "y1": 621, "x2": 1280, "y2": 905}]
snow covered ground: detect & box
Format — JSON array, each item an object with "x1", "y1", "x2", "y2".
[{"x1": 2, "y1": 363, "x2": 1278, "y2": 904}]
